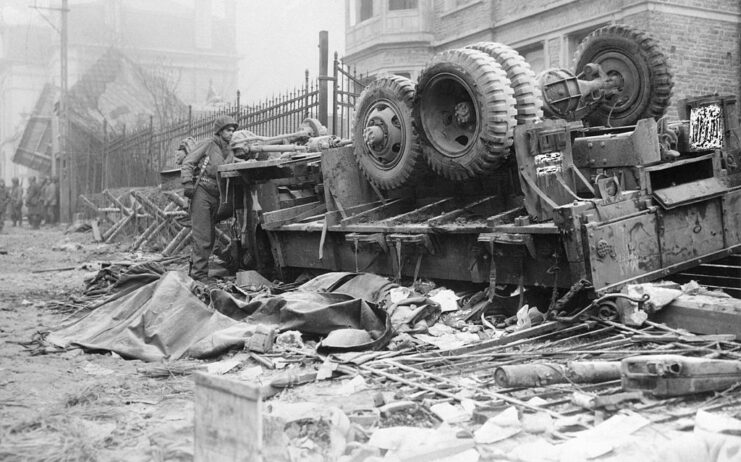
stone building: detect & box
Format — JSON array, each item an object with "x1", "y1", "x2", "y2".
[
  {"x1": 343, "y1": 0, "x2": 741, "y2": 118},
  {"x1": 0, "y1": 0, "x2": 238, "y2": 184}
]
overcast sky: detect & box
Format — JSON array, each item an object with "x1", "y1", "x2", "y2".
[
  {"x1": 236, "y1": 0, "x2": 346, "y2": 100},
  {"x1": 0, "y1": 0, "x2": 347, "y2": 101}
]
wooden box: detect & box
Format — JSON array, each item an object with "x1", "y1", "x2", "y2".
[{"x1": 194, "y1": 372, "x2": 262, "y2": 462}]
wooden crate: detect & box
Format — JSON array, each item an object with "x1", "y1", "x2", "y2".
[{"x1": 194, "y1": 372, "x2": 262, "y2": 462}]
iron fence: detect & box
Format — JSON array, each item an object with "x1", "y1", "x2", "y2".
[
  {"x1": 72, "y1": 52, "x2": 368, "y2": 210},
  {"x1": 332, "y1": 52, "x2": 370, "y2": 139}
]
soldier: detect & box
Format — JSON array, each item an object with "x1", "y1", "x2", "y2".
[
  {"x1": 0, "y1": 179, "x2": 9, "y2": 231},
  {"x1": 181, "y1": 115, "x2": 238, "y2": 282},
  {"x1": 25, "y1": 176, "x2": 43, "y2": 229},
  {"x1": 42, "y1": 176, "x2": 58, "y2": 225},
  {"x1": 10, "y1": 178, "x2": 22, "y2": 226}
]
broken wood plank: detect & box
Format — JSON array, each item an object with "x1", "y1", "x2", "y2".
[
  {"x1": 572, "y1": 391, "x2": 644, "y2": 410},
  {"x1": 172, "y1": 231, "x2": 193, "y2": 255},
  {"x1": 91, "y1": 220, "x2": 102, "y2": 242},
  {"x1": 103, "y1": 212, "x2": 135, "y2": 242},
  {"x1": 651, "y1": 293, "x2": 741, "y2": 337},
  {"x1": 32, "y1": 266, "x2": 77, "y2": 274},
  {"x1": 103, "y1": 189, "x2": 132, "y2": 216},
  {"x1": 423, "y1": 321, "x2": 567, "y2": 357},
  {"x1": 163, "y1": 227, "x2": 190, "y2": 256}
]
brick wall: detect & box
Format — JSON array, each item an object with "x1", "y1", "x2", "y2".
[
  {"x1": 431, "y1": 0, "x2": 493, "y2": 45},
  {"x1": 623, "y1": 10, "x2": 741, "y2": 121},
  {"x1": 346, "y1": 0, "x2": 741, "y2": 122},
  {"x1": 352, "y1": 45, "x2": 433, "y2": 79}
]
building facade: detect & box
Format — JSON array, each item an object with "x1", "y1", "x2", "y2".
[
  {"x1": 0, "y1": 23, "x2": 55, "y2": 182},
  {"x1": 344, "y1": 0, "x2": 741, "y2": 119},
  {"x1": 0, "y1": 0, "x2": 239, "y2": 184}
]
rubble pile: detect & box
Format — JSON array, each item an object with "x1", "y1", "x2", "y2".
[{"x1": 35, "y1": 262, "x2": 741, "y2": 461}]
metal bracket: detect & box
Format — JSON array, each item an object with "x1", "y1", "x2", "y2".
[
  {"x1": 479, "y1": 232, "x2": 537, "y2": 259},
  {"x1": 346, "y1": 233, "x2": 388, "y2": 272},
  {"x1": 385, "y1": 233, "x2": 435, "y2": 255},
  {"x1": 384, "y1": 234, "x2": 436, "y2": 282}
]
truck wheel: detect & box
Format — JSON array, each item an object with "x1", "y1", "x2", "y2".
[
  {"x1": 353, "y1": 75, "x2": 421, "y2": 190},
  {"x1": 574, "y1": 24, "x2": 673, "y2": 127},
  {"x1": 467, "y1": 42, "x2": 543, "y2": 124},
  {"x1": 414, "y1": 48, "x2": 517, "y2": 181}
]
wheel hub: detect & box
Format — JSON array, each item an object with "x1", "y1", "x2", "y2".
[
  {"x1": 363, "y1": 126, "x2": 385, "y2": 149},
  {"x1": 595, "y1": 51, "x2": 642, "y2": 112},
  {"x1": 362, "y1": 102, "x2": 405, "y2": 168},
  {"x1": 418, "y1": 73, "x2": 478, "y2": 158}
]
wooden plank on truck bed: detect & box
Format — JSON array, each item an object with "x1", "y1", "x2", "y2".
[
  {"x1": 340, "y1": 197, "x2": 412, "y2": 226},
  {"x1": 262, "y1": 201, "x2": 326, "y2": 229}
]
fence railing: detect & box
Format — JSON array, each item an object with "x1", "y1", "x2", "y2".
[
  {"x1": 333, "y1": 52, "x2": 370, "y2": 139},
  {"x1": 74, "y1": 53, "x2": 369, "y2": 201}
]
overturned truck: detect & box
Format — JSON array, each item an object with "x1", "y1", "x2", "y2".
[{"x1": 219, "y1": 25, "x2": 741, "y2": 310}]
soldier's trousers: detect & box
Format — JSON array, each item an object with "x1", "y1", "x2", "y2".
[
  {"x1": 11, "y1": 206, "x2": 21, "y2": 225},
  {"x1": 190, "y1": 185, "x2": 220, "y2": 280},
  {"x1": 46, "y1": 205, "x2": 57, "y2": 224}
]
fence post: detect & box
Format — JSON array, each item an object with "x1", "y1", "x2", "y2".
[
  {"x1": 332, "y1": 51, "x2": 339, "y2": 135},
  {"x1": 188, "y1": 105, "x2": 192, "y2": 133},
  {"x1": 103, "y1": 119, "x2": 108, "y2": 190},
  {"x1": 318, "y1": 30, "x2": 329, "y2": 127},
  {"x1": 149, "y1": 115, "x2": 156, "y2": 177},
  {"x1": 122, "y1": 124, "x2": 128, "y2": 188},
  {"x1": 304, "y1": 69, "x2": 310, "y2": 119},
  {"x1": 236, "y1": 89, "x2": 241, "y2": 123}
]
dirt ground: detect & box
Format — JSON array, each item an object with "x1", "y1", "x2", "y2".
[
  {"x1": 3, "y1": 221, "x2": 741, "y2": 462},
  {"x1": 0, "y1": 222, "x2": 388, "y2": 462},
  {"x1": 0, "y1": 223, "x2": 195, "y2": 461}
]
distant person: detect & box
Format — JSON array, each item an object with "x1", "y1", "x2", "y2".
[
  {"x1": 10, "y1": 177, "x2": 22, "y2": 226},
  {"x1": 43, "y1": 176, "x2": 58, "y2": 225},
  {"x1": 180, "y1": 115, "x2": 237, "y2": 283},
  {"x1": 0, "y1": 179, "x2": 8, "y2": 231},
  {"x1": 25, "y1": 176, "x2": 43, "y2": 229}
]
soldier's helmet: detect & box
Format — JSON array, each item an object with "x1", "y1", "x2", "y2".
[{"x1": 213, "y1": 115, "x2": 238, "y2": 134}]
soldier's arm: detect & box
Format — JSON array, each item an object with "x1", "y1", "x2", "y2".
[{"x1": 181, "y1": 139, "x2": 211, "y2": 184}]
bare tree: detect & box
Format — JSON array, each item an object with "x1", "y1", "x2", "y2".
[{"x1": 131, "y1": 56, "x2": 187, "y2": 128}]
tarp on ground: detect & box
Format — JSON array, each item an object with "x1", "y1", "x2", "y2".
[
  {"x1": 48, "y1": 271, "x2": 395, "y2": 361},
  {"x1": 48, "y1": 271, "x2": 237, "y2": 361},
  {"x1": 188, "y1": 284, "x2": 393, "y2": 358}
]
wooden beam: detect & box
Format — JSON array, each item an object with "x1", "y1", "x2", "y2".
[
  {"x1": 261, "y1": 201, "x2": 325, "y2": 228},
  {"x1": 340, "y1": 197, "x2": 411, "y2": 226},
  {"x1": 652, "y1": 294, "x2": 741, "y2": 337}
]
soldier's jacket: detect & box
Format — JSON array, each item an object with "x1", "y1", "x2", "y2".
[
  {"x1": 26, "y1": 182, "x2": 43, "y2": 207},
  {"x1": 43, "y1": 182, "x2": 58, "y2": 206},
  {"x1": 180, "y1": 135, "x2": 233, "y2": 186},
  {"x1": 0, "y1": 186, "x2": 9, "y2": 210},
  {"x1": 10, "y1": 185, "x2": 23, "y2": 207}
]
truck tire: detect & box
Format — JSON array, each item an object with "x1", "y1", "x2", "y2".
[
  {"x1": 467, "y1": 42, "x2": 543, "y2": 124},
  {"x1": 353, "y1": 75, "x2": 421, "y2": 190},
  {"x1": 574, "y1": 24, "x2": 673, "y2": 127},
  {"x1": 414, "y1": 48, "x2": 517, "y2": 181}
]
